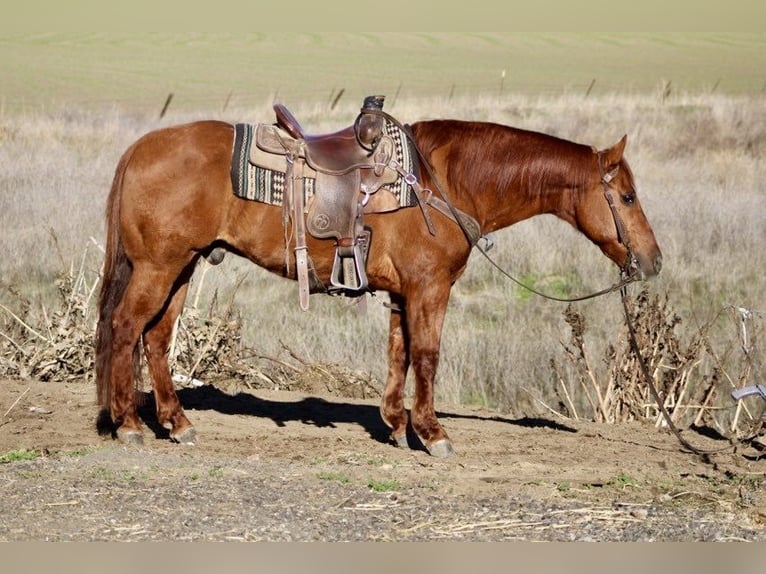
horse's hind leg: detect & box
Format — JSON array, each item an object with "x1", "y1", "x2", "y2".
[
  {"x1": 143, "y1": 263, "x2": 196, "y2": 444},
  {"x1": 109, "y1": 263, "x2": 187, "y2": 444}
]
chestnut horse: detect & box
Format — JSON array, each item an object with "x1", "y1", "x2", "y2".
[{"x1": 95, "y1": 115, "x2": 662, "y2": 457}]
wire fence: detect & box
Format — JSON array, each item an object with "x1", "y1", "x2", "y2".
[{"x1": 6, "y1": 75, "x2": 761, "y2": 120}]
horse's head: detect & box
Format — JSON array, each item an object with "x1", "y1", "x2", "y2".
[{"x1": 576, "y1": 135, "x2": 662, "y2": 280}]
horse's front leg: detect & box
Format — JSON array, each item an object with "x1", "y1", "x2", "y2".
[
  {"x1": 380, "y1": 294, "x2": 410, "y2": 447},
  {"x1": 404, "y1": 283, "x2": 454, "y2": 458}
]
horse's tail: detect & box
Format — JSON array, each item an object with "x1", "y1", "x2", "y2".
[{"x1": 95, "y1": 144, "x2": 141, "y2": 417}]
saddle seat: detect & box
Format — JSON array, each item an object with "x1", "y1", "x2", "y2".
[{"x1": 273, "y1": 102, "x2": 391, "y2": 176}]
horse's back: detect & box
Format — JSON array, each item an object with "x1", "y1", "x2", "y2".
[{"x1": 125, "y1": 120, "x2": 234, "y2": 173}]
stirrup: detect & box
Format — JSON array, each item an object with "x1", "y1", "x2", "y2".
[
  {"x1": 328, "y1": 232, "x2": 370, "y2": 295},
  {"x1": 330, "y1": 244, "x2": 368, "y2": 292}
]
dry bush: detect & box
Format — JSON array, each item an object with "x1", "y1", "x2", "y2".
[
  {"x1": 0, "y1": 252, "x2": 381, "y2": 401},
  {"x1": 549, "y1": 288, "x2": 766, "y2": 438},
  {"x1": 0, "y1": 250, "x2": 98, "y2": 382}
]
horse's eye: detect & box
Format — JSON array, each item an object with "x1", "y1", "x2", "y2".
[{"x1": 621, "y1": 193, "x2": 635, "y2": 205}]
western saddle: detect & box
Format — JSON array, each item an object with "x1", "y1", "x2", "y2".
[{"x1": 248, "y1": 95, "x2": 480, "y2": 310}]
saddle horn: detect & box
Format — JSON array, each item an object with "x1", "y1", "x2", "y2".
[{"x1": 354, "y1": 95, "x2": 386, "y2": 151}]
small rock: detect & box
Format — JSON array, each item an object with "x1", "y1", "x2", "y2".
[{"x1": 630, "y1": 508, "x2": 649, "y2": 520}]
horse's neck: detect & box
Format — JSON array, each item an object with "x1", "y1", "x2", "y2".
[
  {"x1": 485, "y1": 180, "x2": 571, "y2": 233},
  {"x1": 414, "y1": 120, "x2": 594, "y2": 235},
  {"x1": 467, "y1": 152, "x2": 586, "y2": 234}
]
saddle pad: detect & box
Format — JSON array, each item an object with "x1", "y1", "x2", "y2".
[
  {"x1": 381, "y1": 118, "x2": 420, "y2": 206},
  {"x1": 230, "y1": 120, "x2": 419, "y2": 209},
  {"x1": 231, "y1": 123, "x2": 314, "y2": 206}
]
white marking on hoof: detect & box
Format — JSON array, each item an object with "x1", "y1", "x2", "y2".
[
  {"x1": 426, "y1": 439, "x2": 455, "y2": 458},
  {"x1": 171, "y1": 427, "x2": 197, "y2": 446},
  {"x1": 392, "y1": 433, "x2": 408, "y2": 448}
]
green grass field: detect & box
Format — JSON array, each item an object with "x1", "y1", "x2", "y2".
[{"x1": 1, "y1": 33, "x2": 765, "y2": 114}]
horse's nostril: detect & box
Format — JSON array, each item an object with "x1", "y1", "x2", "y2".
[{"x1": 654, "y1": 253, "x2": 663, "y2": 274}]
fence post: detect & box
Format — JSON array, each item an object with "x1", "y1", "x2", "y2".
[
  {"x1": 159, "y1": 93, "x2": 173, "y2": 119},
  {"x1": 585, "y1": 79, "x2": 596, "y2": 97},
  {"x1": 391, "y1": 82, "x2": 402, "y2": 109},
  {"x1": 330, "y1": 88, "x2": 345, "y2": 110}
]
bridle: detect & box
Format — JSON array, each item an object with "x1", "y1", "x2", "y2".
[
  {"x1": 472, "y1": 153, "x2": 641, "y2": 303},
  {"x1": 597, "y1": 151, "x2": 641, "y2": 281}
]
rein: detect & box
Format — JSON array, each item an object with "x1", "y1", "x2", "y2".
[
  {"x1": 364, "y1": 108, "x2": 737, "y2": 458},
  {"x1": 598, "y1": 157, "x2": 733, "y2": 457},
  {"x1": 475, "y1": 246, "x2": 637, "y2": 302},
  {"x1": 620, "y1": 285, "x2": 735, "y2": 458}
]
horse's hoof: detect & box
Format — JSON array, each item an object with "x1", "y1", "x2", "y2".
[
  {"x1": 391, "y1": 433, "x2": 408, "y2": 448},
  {"x1": 117, "y1": 429, "x2": 144, "y2": 446},
  {"x1": 171, "y1": 427, "x2": 197, "y2": 446},
  {"x1": 426, "y1": 439, "x2": 455, "y2": 458}
]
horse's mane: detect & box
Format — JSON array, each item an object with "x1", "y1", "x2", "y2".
[{"x1": 410, "y1": 119, "x2": 600, "y2": 201}]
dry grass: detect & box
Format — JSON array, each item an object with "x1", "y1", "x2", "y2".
[
  {"x1": 546, "y1": 290, "x2": 766, "y2": 438},
  {"x1": 1, "y1": 91, "x2": 765, "y2": 439},
  {"x1": 0, "y1": 251, "x2": 380, "y2": 402}
]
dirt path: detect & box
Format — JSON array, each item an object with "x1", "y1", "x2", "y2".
[{"x1": 1, "y1": 377, "x2": 765, "y2": 541}]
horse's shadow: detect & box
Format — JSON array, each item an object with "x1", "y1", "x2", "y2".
[{"x1": 134, "y1": 384, "x2": 577, "y2": 449}]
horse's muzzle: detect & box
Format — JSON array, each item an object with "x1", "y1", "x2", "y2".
[
  {"x1": 636, "y1": 251, "x2": 663, "y2": 280},
  {"x1": 625, "y1": 249, "x2": 662, "y2": 281}
]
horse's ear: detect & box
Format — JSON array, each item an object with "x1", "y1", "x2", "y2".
[{"x1": 601, "y1": 134, "x2": 628, "y2": 169}]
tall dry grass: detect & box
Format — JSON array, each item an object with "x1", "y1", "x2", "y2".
[{"x1": 1, "y1": 91, "x2": 765, "y2": 435}]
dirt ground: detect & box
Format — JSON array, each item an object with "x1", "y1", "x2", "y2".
[{"x1": 1, "y1": 377, "x2": 766, "y2": 541}]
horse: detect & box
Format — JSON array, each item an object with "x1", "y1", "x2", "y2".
[{"x1": 95, "y1": 111, "x2": 662, "y2": 458}]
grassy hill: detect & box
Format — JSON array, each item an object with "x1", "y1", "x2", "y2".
[{"x1": 1, "y1": 33, "x2": 764, "y2": 114}]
